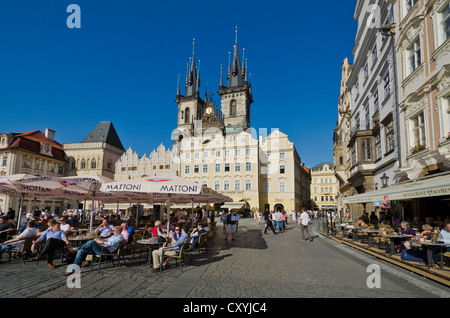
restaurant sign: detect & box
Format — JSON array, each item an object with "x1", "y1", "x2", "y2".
[{"x1": 401, "y1": 186, "x2": 450, "y2": 199}]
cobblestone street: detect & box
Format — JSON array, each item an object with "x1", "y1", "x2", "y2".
[{"x1": 1, "y1": 218, "x2": 449, "y2": 300}]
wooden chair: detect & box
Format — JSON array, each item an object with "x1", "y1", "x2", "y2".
[
  {"x1": 5, "y1": 236, "x2": 36, "y2": 265},
  {"x1": 90, "y1": 243, "x2": 125, "y2": 273},
  {"x1": 196, "y1": 232, "x2": 208, "y2": 255},
  {"x1": 160, "y1": 242, "x2": 188, "y2": 273},
  {"x1": 130, "y1": 234, "x2": 145, "y2": 261}
]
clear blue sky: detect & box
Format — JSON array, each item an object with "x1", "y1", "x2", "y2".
[{"x1": 0, "y1": 0, "x2": 357, "y2": 168}]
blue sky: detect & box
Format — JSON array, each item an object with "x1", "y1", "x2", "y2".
[{"x1": 0, "y1": 0, "x2": 357, "y2": 168}]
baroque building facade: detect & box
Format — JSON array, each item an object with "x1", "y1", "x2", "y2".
[
  {"x1": 336, "y1": 0, "x2": 450, "y2": 221},
  {"x1": 0, "y1": 129, "x2": 67, "y2": 213},
  {"x1": 170, "y1": 31, "x2": 310, "y2": 212}
]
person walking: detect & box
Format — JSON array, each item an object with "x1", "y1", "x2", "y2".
[
  {"x1": 300, "y1": 209, "x2": 313, "y2": 242},
  {"x1": 264, "y1": 210, "x2": 277, "y2": 235}
]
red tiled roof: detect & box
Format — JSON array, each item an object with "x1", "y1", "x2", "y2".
[{"x1": 6, "y1": 130, "x2": 66, "y2": 161}]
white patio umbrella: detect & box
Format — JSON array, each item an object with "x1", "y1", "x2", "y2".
[
  {"x1": 99, "y1": 175, "x2": 230, "y2": 231},
  {"x1": 3, "y1": 175, "x2": 114, "y2": 234}
]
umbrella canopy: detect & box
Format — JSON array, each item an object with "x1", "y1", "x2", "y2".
[{"x1": 100, "y1": 175, "x2": 231, "y2": 230}]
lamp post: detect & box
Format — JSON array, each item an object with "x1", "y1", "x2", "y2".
[{"x1": 381, "y1": 173, "x2": 389, "y2": 188}]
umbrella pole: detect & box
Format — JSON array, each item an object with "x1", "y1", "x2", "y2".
[
  {"x1": 90, "y1": 192, "x2": 95, "y2": 236},
  {"x1": 167, "y1": 197, "x2": 171, "y2": 233},
  {"x1": 136, "y1": 201, "x2": 139, "y2": 227},
  {"x1": 83, "y1": 199, "x2": 87, "y2": 224},
  {"x1": 16, "y1": 193, "x2": 25, "y2": 231}
]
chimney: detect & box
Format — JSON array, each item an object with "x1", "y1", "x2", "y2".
[{"x1": 45, "y1": 128, "x2": 55, "y2": 141}]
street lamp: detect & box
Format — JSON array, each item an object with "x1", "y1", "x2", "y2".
[{"x1": 381, "y1": 173, "x2": 389, "y2": 188}]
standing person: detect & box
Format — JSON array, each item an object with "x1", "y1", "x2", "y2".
[
  {"x1": 225, "y1": 211, "x2": 239, "y2": 241},
  {"x1": 300, "y1": 209, "x2": 313, "y2": 242},
  {"x1": 264, "y1": 210, "x2": 277, "y2": 235},
  {"x1": 281, "y1": 211, "x2": 287, "y2": 231},
  {"x1": 273, "y1": 210, "x2": 281, "y2": 233},
  {"x1": 221, "y1": 210, "x2": 228, "y2": 229},
  {"x1": 257, "y1": 211, "x2": 262, "y2": 225}
]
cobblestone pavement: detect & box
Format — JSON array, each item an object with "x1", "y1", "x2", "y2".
[{"x1": 1, "y1": 218, "x2": 449, "y2": 299}]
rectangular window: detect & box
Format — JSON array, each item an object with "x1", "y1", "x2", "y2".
[
  {"x1": 364, "y1": 63, "x2": 369, "y2": 80},
  {"x1": 214, "y1": 180, "x2": 220, "y2": 191},
  {"x1": 245, "y1": 179, "x2": 252, "y2": 190},
  {"x1": 373, "y1": 90, "x2": 379, "y2": 111},
  {"x1": 372, "y1": 45, "x2": 378, "y2": 63},
  {"x1": 235, "y1": 163, "x2": 241, "y2": 172},
  {"x1": 365, "y1": 104, "x2": 370, "y2": 130},
  {"x1": 185, "y1": 153, "x2": 190, "y2": 160},
  {"x1": 184, "y1": 165, "x2": 190, "y2": 174},
  {"x1": 411, "y1": 112, "x2": 426, "y2": 148},
  {"x1": 280, "y1": 164, "x2": 286, "y2": 174},
  {"x1": 235, "y1": 149, "x2": 241, "y2": 156},
  {"x1": 280, "y1": 181, "x2": 286, "y2": 193},
  {"x1": 58, "y1": 165, "x2": 65, "y2": 175},
  {"x1": 224, "y1": 163, "x2": 230, "y2": 172},
  {"x1": 194, "y1": 164, "x2": 199, "y2": 173},
  {"x1": 375, "y1": 134, "x2": 382, "y2": 160},
  {"x1": 408, "y1": 39, "x2": 421, "y2": 74},
  {"x1": 361, "y1": 138, "x2": 372, "y2": 162},
  {"x1": 203, "y1": 151, "x2": 208, "y2": 158},
  {"x1": 385, "y1": 121, "x2": 395, "y2": 152},
  {"x1": 441, "y1": 3, "x2": 450, "y2": 42},
  {"x1": 202, "y1": 180, "x2": 208, "y2": 186},
  {"x1": 202, "y1": 164, "x2": 208, "y2": 173},
  {"x1": 279, "y1": 152, "x2": 285, "y2": 159},
  {"x1": 224, "y1": 180, "x2": 230, "y2": 191},
  {"x1": 1, "y1": 156, "x2": 7, "y2": 166},
  {"x1": 264, "y1": 182, "x2": 270, "y2": 193},
  {"x1": 351, "y1": 144, "x2": 357, "y2": 166},
  {"x1": 224, "y1": 150, "x2": 230, "y2": 157},
  {"x1": 245, "y1": 162, "x2": 251, "y2": 171},
  {"x1": 406, "y1": 0, "x2": 417, "y2": 12},
  {"x1": 215, "y1": 150, "x2": 221, "y2": 157},
  {"x1": 384, "y1": 73, "x2": 391, "y2": 97},
  {"x1": 245, "y1": 148, "x2": 251, "y2": 156},
  {"x1": 234, "y1": 179, "x2": 241, "y2": 191},
  {"x1": 215, "y1": 163, "x2": 220, "y2": 173},
  {"x1": 194, "y1": 152, "x2": 200, "y2": 159}
]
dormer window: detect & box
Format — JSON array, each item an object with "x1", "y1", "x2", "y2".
[{"x1": 39, "y1": 142, "x2": 53, "y2": 156}]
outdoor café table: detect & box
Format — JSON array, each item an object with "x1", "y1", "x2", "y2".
[
  {"x1": 360, "y1": 230, "x2": 379, "y2": 247},
  {"x1": 384, "y1": 234, "x2": 408, "y2": 255},
  {"x1": 68, "y1": 236, "x2": 94, "y2": 247},
  {"x1": 136, "y1": 239, "x2": 165, "y2": 267},
  {"x1": 345, "y1": 226, "x2": 363, "y2": 241},
  {"x1": 411, "y1": 241, "x2": 450, "y2": 269}
]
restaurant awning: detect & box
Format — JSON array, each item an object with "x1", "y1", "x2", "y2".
[
  {"x1": 220, "y1": 202, "x2": 245, "y2": 210},
  {"x1": 338, "y1": 172, "x2": 450, "y2": 204}
]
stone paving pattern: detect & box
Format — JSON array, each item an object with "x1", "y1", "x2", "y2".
[{"x1": 1, "y1": 218, "x2": 449, "y2": 298}]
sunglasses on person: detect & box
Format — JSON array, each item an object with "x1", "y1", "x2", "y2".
[{"x1": 175, "y1": 228, "x2": 180, "y2": 231}]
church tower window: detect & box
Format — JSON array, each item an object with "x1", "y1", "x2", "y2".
[
  {"x1": 230, "y1": 100, "x2": 237, "y2": 116},
  {"x1": 185, "y1": 108, "x2": 190, "y2": 124}
]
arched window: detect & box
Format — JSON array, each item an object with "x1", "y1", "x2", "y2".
[
  {"x1": 230, "y1": 100, "x2": 236, "y2": 115},
  {"x1": 80, "y1": 159, "x2": 86, "y2": 169},
  {"x1": 185, "y1": 108, "x2": 190, "y2": 123},
  {"x1": 91, "y1": 159, "x2": 96, "y2": 169}
]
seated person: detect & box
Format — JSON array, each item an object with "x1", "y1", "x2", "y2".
[
  {"x1": 0, "y1": 221, "x2": 37, "y2": 258},
  {"x1": 152, "y1": 220, "x2": 167, "y2": 239},
  {"x1": 433, "y1": 222, "x2": 450, "y2": 265},
  {"x1": 190, "y1": 223, "x2": 207, "y2": 251},
  {"x1": 151, "y1": 224, "x2": 190, "y2": 272},
  {"x1": 31, "y1": 219, "x2": 71, "y2": 268},
  {"x1": 417, "y1": 224, "x2": 433, "y2": 241},
  {"x1": 410, "y1": 216, "x2": 424, "y2": 232},
  {"x1": 0, "y1": 217, "x2": 14, "y2": 243},
  {"x1": 94, "y1": 218, "x2": 115, "y2": 238},
  {"x1": 120, "y1": 222, "x2": 130, "y2": 243},
  {"x1": 63, "y1": 226, "x2": 124, "y2": 276},
  {"x1": 345, "y1": 217, "x2": 366, "y2": 238},
  {"x1": 399, "y1": 221, "x2": 416, "y2": 250},
  {"x1": 58, "y1": 216, "x2": 72, "y2": 233}
]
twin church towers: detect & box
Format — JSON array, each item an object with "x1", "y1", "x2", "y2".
[{"x1": 175, "y1": 28, "x2": 254, "y2": 137}]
